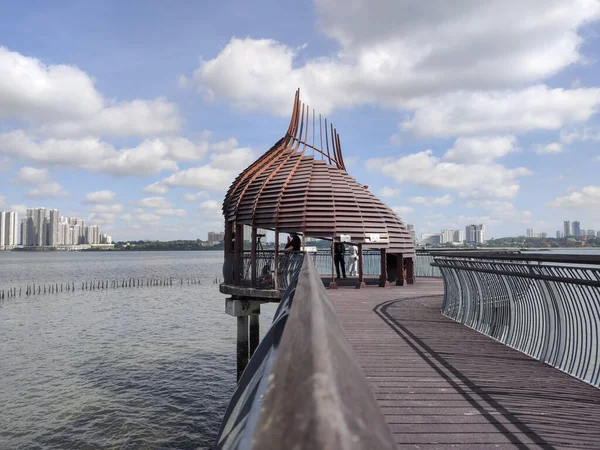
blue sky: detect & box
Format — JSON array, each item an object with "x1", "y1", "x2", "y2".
[{"x1": 1, "y1": 0, "x2": 600, "y2": 241}]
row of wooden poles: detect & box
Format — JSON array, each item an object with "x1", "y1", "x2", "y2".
[{"x1": 0, "y1": 276, "x2": 224, "y2": 300}]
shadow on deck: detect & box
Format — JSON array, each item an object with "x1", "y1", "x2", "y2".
[{"x1": 328, "y1": 279, "x2": 600, "y2": 449}]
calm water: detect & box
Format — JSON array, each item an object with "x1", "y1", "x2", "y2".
[{"x1": 0, "y1": 251, "x2": 277, "y2": 450}]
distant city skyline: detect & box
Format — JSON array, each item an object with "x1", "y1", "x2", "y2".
[{"x1": 0, "y1": 206, "x2": 111, "y2": 249}]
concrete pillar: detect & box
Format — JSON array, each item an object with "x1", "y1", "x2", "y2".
[
  {"x1": 274, "y1": 231, "x2": 279, "y2": 289},
  {"x1": 226, "y1": 298, "x2": 262, "y2": 382},
  {"x1": 237, "y1": 316, "x2": 249, "y2": 381},
  {"x1": 233, "y1": 223, "x2": 244, "y2": 284}
]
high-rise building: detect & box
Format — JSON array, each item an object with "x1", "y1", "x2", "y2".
[
  {"x1": 597, "y1": 231, "x2": 600, "y2": 238},
  {"x1": 20, "y1": 216, "x2": 34, "y2": 246},
  {"x1": 564, "y1": 221, "x2": 571, "y2": 237},
  {"x1": 47, "y1": 209, "x2": 60, "y2": 246},
  {"x1": 539, "y1": 232, "x2": 547, "y2": 238},
  {"x1": 465, "y1": 224, "x2": 486, "y2": 244},
  {"x1": 572, "y1": 221, "x2": 581, "y2": 237},
  {"x1": 526, "y1": 228, "x2": 535, "y2": 238},
  {"x1": 87, "y1": 225, "x2": 100, "y2": 244},
  {"x1": 587, "y1": 229, "x2": 595, "y2": 237},
  {"x1": 207, "y1": 231, "x2": 226, "y2": 245},
  {"x1": 556, "y1": 231, "x2": 563, "y2": 239},
  {"x1": 407, "y1": 224, "x2": 416, "y2": 245},
  {"x1": 30, "y1": 207, "x2": 50, "y2": 246},
  {"x1": 0, "y1": 211, "x2": 19, "y2": 247},
  {"x1": 454, "y1": 230, "x2": 464, "y2": 243}
]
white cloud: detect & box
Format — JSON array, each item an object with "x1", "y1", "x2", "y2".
[
  {"x1": 90, "y1": 204, "x2": 124, "y2": 214},
  {"x1": 475, "y1": 200, "x2": 533, "y2": 223},
  {"x1": 143, "y1": 182, "x2": 168, "y2": 194},
  {"x1": 199, "y1": 200, "x2": 223, "y2": 219},
  {"x1": 39, "y1": 99, "x2": 182, "y2": 138},
  {"x1": 26, "y1": 182, "x2": 69, "y2": 199},
  {"x1": 391, "y1": 206, "x2": 414, "y2": 216},
  {"x1": 535, "y1": 142, "x2": 563, "y2": 154},
  {"x1": 443, "y1": 136, "x2": 518, "y2": 163},
  {"x1": 407, "y1": 194, "x2": 453, "y2": 206},
  {"x1": 154, "y1": 208, "x2": 186, "y2": 217},
  {"x1": 378, "y1": 187, "x2": 402, "y2": 198},
  {"x1": 183, "y1": 191, "x2": 210, "y2": 201},
  {"x1": 367, "y1": 150, "x2": 531, "y2": 200},
  {"x1": 84, "y1": 190, "x2": 116, "y2": 203},
  {"x1": 549, "y1": 186, "x2": 600, "y2": 208},
  {"x1": 0, "y1": 47, "x2": 182, "y2": 138},
  {"x1": 559, "y1": 127, "x2": 600, "y2": 144},
  {"x1": 209, "y1": 147, "x2": 255, "y2": 171},
  {"x1": 12, "y1": 166, "x2": 50, "y2": 184},
  {"x1": 183, "y1": 1, "x2": 600, "y2": 121},
  {"x1": 138, "y1": 213, "x2": 161, "y2": 223},
  {"x1": 400, "y1": 86, "x2": 600, "y2": 137},
  {"x1": 162, "y1": 165, "x2": 235, "y2": 191},
  {"x1": 0, "y1": 46, "x2": 103, "y2": 120},
  {"x1": 0, "y1": 131, "x2": 182, "y2": 176},
  {"x1": 137, "y1": 197, "x2": 173, "y2": 209}
]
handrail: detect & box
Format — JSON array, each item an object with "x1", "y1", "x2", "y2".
[
  {"x1": 215, "y1": 255, "x2": 396, "y2": 449},
  {"x1": 432, "y1": 253, "x2": 600, "y2": 387}
]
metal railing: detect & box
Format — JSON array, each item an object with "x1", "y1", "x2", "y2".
[
  {"x1": 222, "y1": 251, "x2": 305, "y2": 290},
  {"x1": 415, "y1": 250, "x2": 441, "y2": 277},
  {"x1": 216, "y1": 256, "x2": 396, "y2": 450},
  {"x1": 310, "y1": 249, "x2": 382, "y2": 276},
  {"x1": 432, "y1": 252, "x2": 600, "y2": 387}
]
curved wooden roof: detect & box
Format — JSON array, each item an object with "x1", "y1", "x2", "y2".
[{"x1": 223, "y1": 90, "x2": 414, "y2": 255}]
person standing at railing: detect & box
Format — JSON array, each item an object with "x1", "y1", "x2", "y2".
[
  {"x1": 347, "y1": 244, "x2": 358, "y2": 276},
  {"x1": 333, "y1": 240, "x2": 347, "y2": 279},
  {"x1": 284, "y1": 232, "x2": 301, "y2": 252}
]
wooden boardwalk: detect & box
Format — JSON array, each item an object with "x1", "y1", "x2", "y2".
[{"x1": 328, "y1": 279, "x2": 600, "y2": 449}]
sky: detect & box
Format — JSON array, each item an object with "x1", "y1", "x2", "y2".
[{"x1": 1, "y1": 0, "x2": 600, "y2": 241}]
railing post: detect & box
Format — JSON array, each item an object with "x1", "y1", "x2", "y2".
[{"x1": 356, "y1": 243, "x2": 366, "y2": 289}]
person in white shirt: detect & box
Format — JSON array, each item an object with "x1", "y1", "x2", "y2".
[{"x1": 347, "y1": 244, "x2": 359, "y2": 276}]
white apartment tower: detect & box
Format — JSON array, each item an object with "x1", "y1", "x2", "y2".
[
  {"x1": 465, "y1": 224, "x2": 487, "y2": 244},
  {"x1": 0, "y1": 211, "x2": 19, "y2": 247}
]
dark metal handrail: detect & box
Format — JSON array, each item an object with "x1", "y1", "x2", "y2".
[
  {"x1": 216, "y1": 257, "x2": 396, "y2": 449},
  {"x1": 432, "y1": 253, "x2": 600, "y2": 387}
]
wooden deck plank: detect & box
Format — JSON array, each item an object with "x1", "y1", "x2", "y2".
[{"x1": 327, "y1": 279, "x2": 600, "y2": 449}]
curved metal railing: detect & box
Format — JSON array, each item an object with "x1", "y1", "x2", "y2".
[
  {"x1": 216, "y1": 255, "x2": 396, "y2": 450},
  {"x1": 432, "y1": 252, "x2": 600, "y2": 387}
]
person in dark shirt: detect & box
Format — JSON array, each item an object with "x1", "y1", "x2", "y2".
[
  {"x1": 333, "y1": 240, "x2": 346, "y2": 279},
  {"x1": 284, "y1": 232, "x2": 301, "y2": 252}
]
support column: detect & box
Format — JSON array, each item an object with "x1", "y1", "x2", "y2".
[
  {"x1": 356, "y1": 243, "x2": 366, "y2": 289},
  {"x1": 396, "y1": 254, "x2": 404, "y2": 286},
  {"x1": 237, "y1": 316, "x2": 249, "y2": 381},
  {"x1": 406, "y1": 257, "x2": 415, "y2": 284},
  {"x1": 224, "y1": 221, "x2": 234, "y2": 283},
  {"x1": 249, "y1": 314, "x2": 260, "y2": 358},
  {"x1": 251, "y1": 227, "x2": 257, "y2": 287},
  {"x1": 379, "y1": 249, "x2": 390, "y2": 288},
  {"x1": 226, "y1": 297, "x2": 262, "y2": 382}
]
